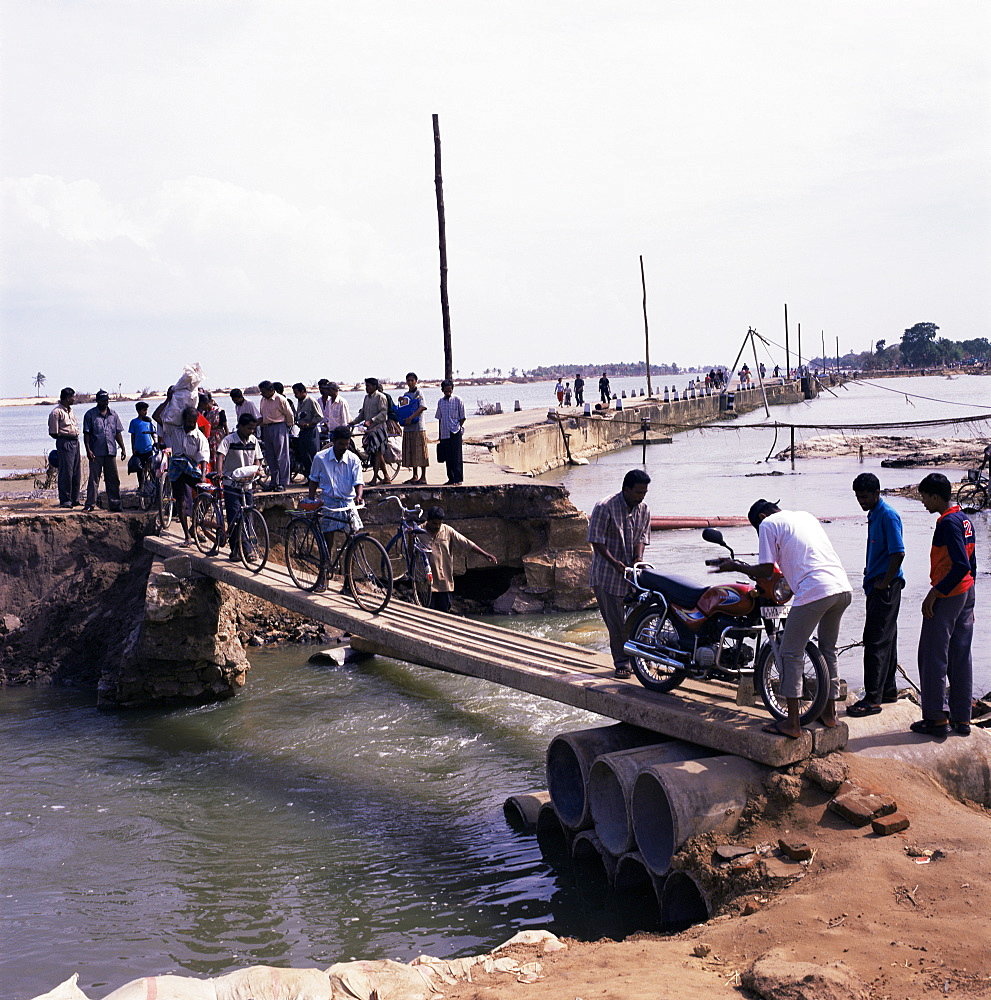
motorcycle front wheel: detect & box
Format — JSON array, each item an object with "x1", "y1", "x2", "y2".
[
  {"x1": 755, "y1": 639, "x2": 830, "y2": 724},
  {"x1": 625, "y1": 604, "x2": 687, "y2": 693}
]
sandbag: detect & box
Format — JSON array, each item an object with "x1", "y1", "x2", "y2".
[
  {"x1": 99, "y1": 975, "x2": 214, "y2": 1000},
  {"x1": 161, "y1": 364, "x2": 205, "y2": 426},
  {"x1": 325, "y1": 960, "x2": 436, "y2": 1000},
  {"x1": 213, "y1": 966, "x2": 332, "y2": 1000},
  {"x1": 30, "y1": 973, "x2": 90, "y2": 1000}
]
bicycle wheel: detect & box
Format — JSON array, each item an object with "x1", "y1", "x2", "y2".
[
  {"x1": 956, "y1": 482, "x2": 988, "y2": 510},
  {"x1": 624, "y1": 604, "x2": 687, "y2": 693},
  {"x1": 383, "y1": 452, "x2": 402, "y2": 484},
  {"x1": 156, "y1": 477, "x2": 174, "y2": 533},
  {"x1": 345, "y1": 534, "x2": 393, "y2": 614},
  {"x1": 285, "y1": 519, "x2": 325, "y2": 591},
  {"x1": 238, "y1": 507, "x2": 270, "y2": 573},
  {"x1": 755, "y1": 638, "x2": 829, "y2": 725},
  {"x1": 138, "y1": 473, "x2": 156, "y2": 511},
  {"x1": 409, "y1": 545, "x2": 433, "y2": 607},
  {"x1": 192, "y1": 493, "x2": 222, "y2": 554}
]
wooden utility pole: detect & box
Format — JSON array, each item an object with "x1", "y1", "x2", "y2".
[
  {"x1": 640, "y1": 255, "x2": 652, "y2": 397},
  {"x1": 797, "y1": 322, "x2": 802, "y2": 372},
  {"x1": 784, "y1": 303, "x2": 790, "y2": 379},
  {"x1": 836, "y1": 335, "x2": 840, "y2": 373},
  {"x1": 821, "y1": 330, "x2": 826, "y2": 375},
  {"x1": 433, "y1": 114, "x2": 453, "y2": 381}
]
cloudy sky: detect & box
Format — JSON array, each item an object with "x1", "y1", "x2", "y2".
[{"x1": 1, "y1": 0, "x2": 988, "y2": 397}]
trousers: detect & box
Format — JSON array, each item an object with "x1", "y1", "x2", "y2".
[
  {"x1": 86, "y1": 454, "x2": 121, "y2": 510},
  {"x1": 56, "y1": 437, "x2": 81, "y2": 505},
  {"x1": 778, "y1": 590, "x2": 851, "y2": 700},
  {"x1": 261, "y1": 423, "x2": 290, "y2": 489},
  {"x1": 862, "y1": 578, "x2": 903, "y2": 704},
  {"x1": 918, "y1": 588, "x2": 975, "y2": 723},
  {"x1": 593, "y1": 586, "x2": 630, "y2": 669}
]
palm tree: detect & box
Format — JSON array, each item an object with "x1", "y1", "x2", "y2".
[{"x1": 33, "y1": 372, "x2": 46, "y2": 395}]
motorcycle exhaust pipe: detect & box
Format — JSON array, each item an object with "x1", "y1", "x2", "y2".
[{"x1": 622, "y1": 641, "x2": 687, "y2": 669}]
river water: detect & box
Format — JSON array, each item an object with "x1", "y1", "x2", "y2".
[{"x1": 2, "y1": 375, "x2": 989, "y2": 997}]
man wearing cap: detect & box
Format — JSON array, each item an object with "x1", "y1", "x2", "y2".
[
  {"x1": 714, "y1": 499, "x2": 852, "y2": 738},
  {"x1": 48, "y1": 387, "x2": 81, "y2": 508},
  {"x1": 82, "y1": 390, "x2": 127, "y2": 512}
]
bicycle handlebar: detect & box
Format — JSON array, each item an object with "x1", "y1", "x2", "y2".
[{"x1": 377, "y1": 495, "x2": 423, "y2": 520}]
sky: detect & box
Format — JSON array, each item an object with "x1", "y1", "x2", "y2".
[{"x1": 1, "y1": 0, "x2": 989, "y2": 397}]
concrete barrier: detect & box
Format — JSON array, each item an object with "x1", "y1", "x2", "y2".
[
  {"x1": 546, "y1": 724, "x2": 662, "y2": 831},
  {"x1": 631, "y1": 754, "x2": 767, "y2": 875}
]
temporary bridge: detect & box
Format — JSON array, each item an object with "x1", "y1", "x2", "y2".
[{"x1": 144, "y1": 534, "x2": 847, "y2": 768}]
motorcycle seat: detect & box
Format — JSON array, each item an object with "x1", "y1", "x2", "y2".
[{"x1": 636, "y1": 570, "x2": 709, "y2": 608}]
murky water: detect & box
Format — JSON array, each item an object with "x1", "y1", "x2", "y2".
[{"x1": 2, "y1": 375, "x2": 989, "y2": 997}]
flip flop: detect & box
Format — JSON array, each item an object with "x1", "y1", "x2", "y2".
[
  {"x1": 847, "y1": 701, "x2": 882, "y2": 717},
  {"x1": 762, "y1": 721, "x2": 802, "y2": 739}
]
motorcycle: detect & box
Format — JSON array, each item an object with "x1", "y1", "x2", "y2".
[{"x1": 621, "y1": 527, "x2": 830, "y2": 724}]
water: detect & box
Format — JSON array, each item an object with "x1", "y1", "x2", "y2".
[{"x1": 2, "y1": 374, "x2": 990, "y2": 996}]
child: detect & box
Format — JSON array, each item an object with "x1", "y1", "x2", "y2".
[{"x1": 423, "y1": 505, "x2": 497, "y2": 612}]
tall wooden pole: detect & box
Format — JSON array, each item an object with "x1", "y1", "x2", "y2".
[
  {"x1": 821, "y1": 330, "x2": 826, "y2": 375},
  {"x1": 797, "y1": 322, "x2": 802, "y2": 372},
  {"x1": 640, "y1": 255, "x2": 652, "y2": 397},
  {"x1": 784, "y1": 303, "x2": 790, "y2": 380},
  {"x1": 433, "y1": 114, "x2": 453, "y2": 381},
  {"x1": 836, "y1": 335, "x2": 840, "y2": 374}
]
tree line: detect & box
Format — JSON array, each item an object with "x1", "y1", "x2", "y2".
[{"x1": 810, "y1": 324, "x2": 990, "y2": 372}]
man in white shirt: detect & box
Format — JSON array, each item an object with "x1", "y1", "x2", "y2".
[
  {"x1": 230, "y1": 388, "x2": 260, "y2": 423},
  {"x1": 216, "y1": 413, "x2": 264, "y2": 559},
  {"x1": 317, "y1": 380, "x2": 351, "y2": 436},
  {"x1": 714, "y1": 499, "x2": 852, "y2": 738},
  {"x1": 308, "y1": 424, "x2": 364, "y2": 555}
]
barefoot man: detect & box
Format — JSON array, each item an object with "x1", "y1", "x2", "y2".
[{"x1": 714, "y1": 499, "x2": 852, "y2": 738}]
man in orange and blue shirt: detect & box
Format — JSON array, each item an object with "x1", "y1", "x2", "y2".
[{"x1": 912, "y1": 473, "x2": 977, "y2": 738}]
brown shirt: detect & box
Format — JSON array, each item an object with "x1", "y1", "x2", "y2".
[
  {"x1": 427, "y1": 523, "x2": 474, "y2": 593},
  {"x1": 48, "y1": 403, "x2": 79, "y2": 438},
  {"x1": 259, "y1": 393, "x2": 294, "y2": 427}
]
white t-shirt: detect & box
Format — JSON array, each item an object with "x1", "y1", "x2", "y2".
[{"x1": 758, "y1": 510, "x2": 851, "y2": 607}]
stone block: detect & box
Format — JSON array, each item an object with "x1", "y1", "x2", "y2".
[
  {"x1": 163, "y1": 554, "x2": 194, "y2": 578},
  {"x1": 872, "y1": 812, "x2": 910, "y2": 836},
  {"x1": 764, "y1": 857, "x2": 804, "y2": 880},
  {"x1": 828, "y1": 788, "x2": 897, "y2": 827},
  {"x1": 778, "y1": 838, "x2": 813, "y2": 861},
  {"x1": 804, "y1": 755, "x2": 849, "y2": 793},
  {"x1": 0, "y1": 614, "x2": 22, "y2": 634},
  {"x1": 715, "y1": 844, "x2": 756, "y2": 862}
]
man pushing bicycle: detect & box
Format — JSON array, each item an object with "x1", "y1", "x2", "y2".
[{"x1": 308, "y1": 425, "x2": 365, "y2": 560}]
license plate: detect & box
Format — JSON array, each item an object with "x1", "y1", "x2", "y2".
[{"x1": 760, "y1": 606, "x2": 789, "y2": 619}]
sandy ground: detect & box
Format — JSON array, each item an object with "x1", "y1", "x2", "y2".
[{"x1": 439, "y1": 754, "x2": 991, "y2": 1000}]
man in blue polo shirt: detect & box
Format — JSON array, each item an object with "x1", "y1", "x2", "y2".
[{"x1": 848, "y1": 473, "x2": 905, "y2": 717}]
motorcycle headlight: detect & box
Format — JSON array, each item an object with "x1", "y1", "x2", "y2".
[{"x1": 772, "y1": 579, "x2": 793, "y2": 603}]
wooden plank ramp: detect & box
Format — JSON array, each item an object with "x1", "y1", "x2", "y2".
[{"x1": 144, "y1": 534, "x2": 846, "y2": 766}]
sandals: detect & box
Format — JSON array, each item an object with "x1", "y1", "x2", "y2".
[
  {"x1": 613, "y1": 667, "x2": 632, "y2": 679},
  {"x1": 951, "y1": 721, "x2": 971, "y2": 736},
  {"x1": 847, "y1": 700, "x2": 882, "y2": 718},
  {"x1": 909, "y1": 719, "x2": 951, "y2": 737}
]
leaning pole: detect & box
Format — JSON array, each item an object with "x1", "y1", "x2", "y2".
[{"x1": 433, "y1": 114, "x2": 453, "y2": 381}]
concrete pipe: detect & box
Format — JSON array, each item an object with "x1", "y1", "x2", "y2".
[
  {"x1": 631, "y1": 754, "x2": 767, "y2": 875},
  {"x1": 503, "y1": 790, "x2": 550, "y2": 833},
  {"x1": 614, "y1": 852, "x2": 663, "y2": 932},
  {"x1": 660, "y1": 870, "x2": 711, "y2": 931},
  {"x1": 572, "y1": 831, "x2": 618, "y2": 885},
  {"x1": 588, "y1": 742, "x2": 717, "y2": 857},
  {"x1": 546, "y1": 723, "x2": 661, "y2": 832},
  {"x1": 536, "y1": 802, "x2": 573, "y2": 868}
]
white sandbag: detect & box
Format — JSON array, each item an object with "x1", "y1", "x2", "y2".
[
  {"x1": 99, "y1": 975, "x2": 214, "y2": 1000},
  {"x1": 213, "y1": 966, "x2": 333, "y2": 1000},
  {"x1": 161, "y1": 363, "x2": 206, "y2": 425},
  {"x1": 30, "y1": 973, "x2": 91, "y2": 1000},
  {"x1": 325, "y1": 960, "x2": 437, "y2": 1000}
]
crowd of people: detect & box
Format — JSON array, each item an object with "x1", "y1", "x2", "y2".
[{"x1": 590, "y1": 469, "x2": 977, "y2": 740}]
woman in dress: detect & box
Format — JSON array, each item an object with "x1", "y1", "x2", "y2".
[
  {"x1": 199, "y1": 392, "x2": 228, "y2": 472},
  {"x1": 352, "y1": 377, "x2": 394, "y2": 485}
]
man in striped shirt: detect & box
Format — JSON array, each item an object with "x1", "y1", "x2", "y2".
[{"x1": 587, "y1": 470, "x2": 651, "y2": 678}]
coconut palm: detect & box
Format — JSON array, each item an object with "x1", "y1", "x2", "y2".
[{"x1": 33, "y1": 372, "x2": 46, "y2": 395}]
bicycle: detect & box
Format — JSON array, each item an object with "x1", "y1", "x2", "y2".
[
  {"x1": 283, "y1": 498, "x2": 393, "y2": 613},
  {"x1": 957, "y1": 466, "x2": 989, "y2": 511},
  {"x1": 190, "y1": 466, "x2": 271, "y2": 572},
  {"x1": 378, "y1": 495, "x2": 433, "y2": 606},
  {"x1": 143, "y1": 445, "x2": 175, "y2": 533}
]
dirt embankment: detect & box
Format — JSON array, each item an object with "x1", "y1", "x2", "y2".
[
  {"x1": 774, "y1": 434, "x2": 987, "y2": 467},
  {"x1": 0, "y1": 513, "x2": 340, "y2": 689},
  {"x1": 439, "y1": 754, "x2": 991, "y2": 1000}
]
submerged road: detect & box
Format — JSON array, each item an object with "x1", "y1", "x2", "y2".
[{"x1": 144, "y1": 534, "x2": 846, "y2": 767}]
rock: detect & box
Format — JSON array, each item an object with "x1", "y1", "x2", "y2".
[
  {"x1": 730, "y1": 853, "x2": 760, "y2": 871},
  {"x1": 778, "y1": 838, "x2": 814, "y2": 861},
  {"x1": 764, "y1": 772, "x2": 804, "y2": 805},
  {"x1": 309, "y1": 647, "x2": 347, "y2": 666},
  {"x1": 163, "y1": 554, "x2": 194, "y2": 578},
  {"x1": 493, "y1": 586, "x2": 547, "y2": 615},
  {"x1": 715, "y1": 844, "x2": 756, "y2": 861},
  {"x1": 872, "y1": 812, "x2": 910, "y2": 836},
  {"x1": 828, "y1": 787, "x2": 897, "y2": 827},
  {"x1": 803, "y1": 755, "x2": 849, "y2": 793},
  {"x1": 744, "y1": 949, "x2": 869, "y2": 1000},
  {"x1": 0, "y1": 614, "x2": 22, "y2": 634},
  {"x1": 764, "y1": 857, "x2": 805, "y2": 880}
]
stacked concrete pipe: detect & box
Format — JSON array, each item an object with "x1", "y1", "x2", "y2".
[
  {"x1": 571, "y1": 830, "x2": 618, "y2": 885},
  {"x1": 546, "y1": 723, "x2": 662, "y2": 831},
  {"x1": 588, "y1": 742, "x2": 719, "y2": 857},
  {"x1": 536, "y1": 802, "x2": 572, "y2": 868},
  {"x1": 660, "y1": 870, "x2": 711, "y2": 931},
  {"x1": 503, "y1": 790, "x2": 551, "y2": 833},
  {"x1": 632, "y1": 755, "x2": 767, "y2": 875},
  {"x1": 614, "y1": 852, "x2": 663, "y2": 931}
]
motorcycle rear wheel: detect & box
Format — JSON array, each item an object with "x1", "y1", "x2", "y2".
[
  {"x1": 755, "y1": 638, "x2": 830, "y2": 725},
  {"x1": 625, "y1": 604, "x2": 688, "y2": 693}
]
